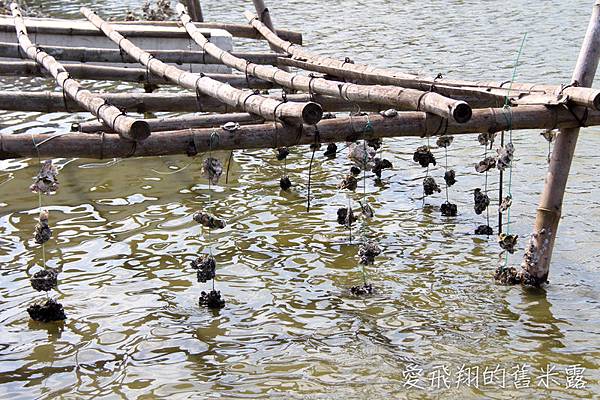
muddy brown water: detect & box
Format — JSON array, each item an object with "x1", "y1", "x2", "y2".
[{"x1": 1, "y1": 1, "x2": 600, "y2": 398}]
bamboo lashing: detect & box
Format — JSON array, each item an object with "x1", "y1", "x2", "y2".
[
  {"x1": 178, "y1": 4, "x2": 472, "y2": 123},
  {"x1": 80, "y1": 7, "x2": 323, "y2": 126},
  {"x1": 9, "y1": 3, "x2": 151, "y2": 141}
]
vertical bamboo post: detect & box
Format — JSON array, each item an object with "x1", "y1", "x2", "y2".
[
  {"x1": 252, "y1": 0, "x2": 289, "y2": 71},
  {"x1": 522, "y1": 0, "x2": 600, "y2": 285},
  {"x1": 185, "y1": 0, "x2": 203, "y2": 22}
]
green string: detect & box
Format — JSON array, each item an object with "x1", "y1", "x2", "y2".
[{"x1": 502, "y1": 32, "x2": 528, "y2": 266}]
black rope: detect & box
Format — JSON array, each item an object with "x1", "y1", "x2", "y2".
[
  {"x1": 498, "y1": 130, "x2": 505, "y2": 234},
  {"x1": 307, "y1": 73, "x2": 317, "y2": 102},
  {"x1": 564, "y1": 103, "x2": 589, "y2": 127},
  {"x1": 244, "y1": 59, "x2": 252, "y2": 88},
  {"x1": 118, "y1": 36, "x2": 127, "y2": 63},
  {"x1": 194, "y1": 73, "x2": 205, "y2": 112},
  {"x1": 306, "y1": 125, "x2": 320, "y2": 212}
]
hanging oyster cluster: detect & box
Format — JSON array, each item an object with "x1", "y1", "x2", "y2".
[
  {"x1": 30, "y1": 160, "x2": 59, "y2": 195},
  {"x1": 337, "y1": 206, "x2": 356, "y2": 227},
  {"x1": 475, "y1": 156, "x2": 496, "y2": 173},
  {"x1": 192, "y1": 254, "x2": 216, "y2": 283},
  {"x1": 440, "y1": 201, "x2": 458, "y2": 217},
  {"x1": 198, "y1": 290, "x2": 226, "y2": 309},
  {"x1": 34, "y1": 210, "x2": 51, "y2": 245},
  {"x1": 193, "y1": 211, "x2": 226, "y2": 229},
  {"x1": 496, "y1": 143, "x2": 515, "y2": 171},
  {"x1": 358, "y1": 241, "x2": 381, "y2": 265},
  {"x1": 498, "y1": 233, "x2": 519, "y2": 254},
  {"x1": 202, "y1": 157, "x2": 223, "y2": 185},
  {"x1": 413, "y1": 146, "x2": 436, "y2": 168},
  {"x1": 423, "y1": 176, "x2": 441, "y2": 196},
  {"x1": 444, "y1": 170, "x2": 456, "y2": 186},
  {"x1": 372, "y1": 158, "x2": 393, "y2": 179},
  {"x1": 473, "y1": 188, "x2": 490, "y2": 215},
  {"x1": 27, "y1": 160, "x2": 66, "y2": 323},
  {"x1": 324, "y1": 143, "x2": 337, "y2": 158}
]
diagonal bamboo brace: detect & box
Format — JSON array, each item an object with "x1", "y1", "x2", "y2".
[
  {"x1": 10, "y1": 3, "x2": 150, "y2": 141},
  {"x1": 81, "y1": 7, "x2": 322, "y2": 126}
]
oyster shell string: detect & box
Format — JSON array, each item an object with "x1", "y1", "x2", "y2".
[
  {"x1": 501, "y1": 32, "x2": 528, "y2": 268},
  {"x1": 207, "y1": 131, "x2": 219, "y2": 290}
]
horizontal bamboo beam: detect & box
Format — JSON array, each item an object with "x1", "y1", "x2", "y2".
[
  {"x1": 244, "y1": 12, "x2": 600, "y2": 111},
  {"x1": 0, "y1": 91, "x2": 360, "y2": 113},
  {"x1": 81, "y1": 7, "x2": 321, "y2": 126},
  {"x1": 78, "y1": 112, "x2": 264, "y2": 133},
  {"x1": 9, "y1": 3, "x2": 150, "y2": 141},
  {"x1": 0, "y1": 60, "x2": 276, "y2": 88},
  {"x1": 0, "y1": 42, "x2": 279, "y2": 66},
  {"x1": 2, "y1": 105, "x2": 599, "y2": 160},
  {"x1": 0, "y1": 15, "x2": 302, "y2": 44},
  {"x1": 178, "y1": 5, "x2": 471, "y2": 123}
]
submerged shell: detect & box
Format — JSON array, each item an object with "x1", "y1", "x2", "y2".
[
  {"x1": 280, "y1": 176, "x2": 292, "y2": 191},
  {"x1": 202, "y1": 157, "x2": 223, "y2": 185},
  {"x1": 440, "y1": 201, "x2": 458, "y2": 217},
  {"x1": 358, "y1": 241, "x2": 381, "y2": 265},
  {"x1": 27, "y1": 298, "x2": 67, "y2": 322},
  {"x1": 336, "y1": 207, "x2": 356, "y2": 227},
  {"x1": 475, "y1": 225, "x2": 494, "y2": 236},
  {"x1": 413, "y1": 146, "x2": 436, "y2": 168},
  {"x1": 423, "y1": 176, "x2": 441, "y2": 196},
  {"x1": 350, "y1": 283, "x2": 374, "y2": 296},
  {"x1": 198, "y1": 290, "x2": 225, "y2": 309},
  {"x1": 371, "y1": 158, "x2": 393, "y2": 179},
  {"x1": 30, "y1": 160, "x2": 59, "y2": 195},
  {"x1": 359, "y1": 200, "x2": 374, "y2": 219},
  {"x1": 338, "y1": 174, "x2": 358, "y2": 191},
  {"x1": 193, "y1": 211, "x2": 226, "y2": 229},
  {"x1": 324, "y1": 143, "x2": 338, "y2": 158},
  {"x1": 276, "y1": 147, "x2": 290, "y2": 161},
  {"x1": 474, "y1": 188, "x2": 490, "y2": 215}
]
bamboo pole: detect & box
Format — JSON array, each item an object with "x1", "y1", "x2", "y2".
[
  {"x1": 0, "y1": 61, "x2": 275, "y2": 88},
  {"x1": 184, "y1": 0, "x2": 204, "y2": 22},
  {"x1": 0, "y1": 42, "x2": 279, "y2": 65},
  {"x1": 0, "y1": 91, "x2": 361, "y2": 113},
  {"x1": 521, "y1": 1, "x2": 600, "y2": 285},
  {"x1": 245, "y1": 12, "x2": 600, "y2": 111},
  {"x1": 0, "y1": 15, "x2": 302, "y2": 44},
  {"x1": 78, "y1": 112, "x2": 263, "y2": 133},
  {"x1": 80, "y1": 7, "x2": 322, "y2": 126},
  {"x1": 9, "y1": 3, "x2": 150, "y2": 141},
  {"x1": 178, "y1": 5, "x2": 472, "y2": 123},
  {"x1": 3, "y1": 105, "x2": 600, "y2": 160},
  {"x1": 251, "y1": 0, "x2": 290, "y2": 72}
]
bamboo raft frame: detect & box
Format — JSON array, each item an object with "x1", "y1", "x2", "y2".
[{"x1": 2, "y1": 0, "x2": 600, "y2": 286}]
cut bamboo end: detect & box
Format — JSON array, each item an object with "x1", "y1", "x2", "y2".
[
  {"x1": 451, "y1": 101, "x2": 473, "y2": 124},
  {"x1": 301, "y1": 102, "x2": 324, "y2": 125},
  {"x1": 129, "y1": 120, "x2": 152, "y2": 140}
]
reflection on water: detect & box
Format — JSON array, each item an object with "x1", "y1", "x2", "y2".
[{"x1": 1, "y1": 0, "x2": 600, "y2": 398}]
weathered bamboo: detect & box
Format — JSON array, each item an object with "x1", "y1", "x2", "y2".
[
  {"x1": 9, "y1": 3, "x2": 150, "y2": 141},
  {"x1": 184, "y1": 0, "x2": 204, "y2": 22},
  {"x1": 78, "y1": 113, "x2": 264, "y2": 133},
  {"x1": 3, "y1": 105, "x2": 600, "y2": 160},
  {"x1": 522, "y1": 1, "x2": 600, "y2": 285},
  {"x1": 81, "y1": 7, "x2": 322, "y2": 126},
  {"x1": 0, "y1": 61, "x2": 275, "y2": 88},
  {"x1": 0, "y1": 91, "x2": 360, "y2": 113},
  {"x1": 0, "y1": 15, "x2": 303, "y2": 43},
  {"x1": 244, "y1": 12, "x2": 600, "y2": 111},
  {"x1": 0, "y1": 42, "x2": 279, "y2": 66},
  {"x1": 178, "y1": 5, "x2": 472, "y2": 122}
]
